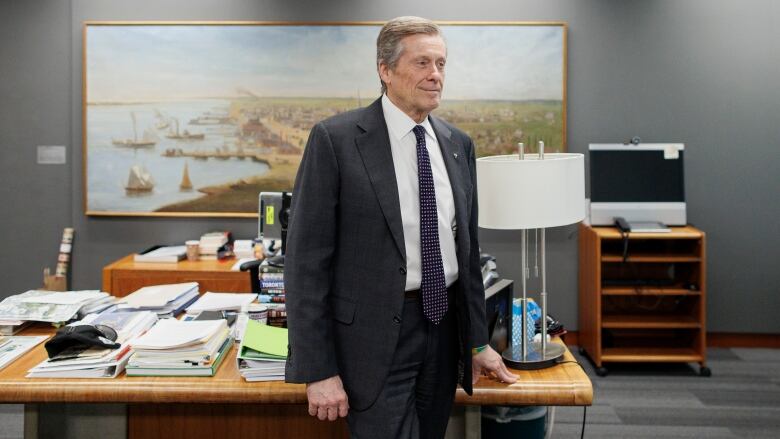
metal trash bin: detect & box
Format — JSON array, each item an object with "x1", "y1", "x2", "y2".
[{"x1": 482, "y1": 405, "x2": 547, "y2": 439}]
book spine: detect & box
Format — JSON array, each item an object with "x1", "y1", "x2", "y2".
[
  {"x1": 257, "y1": 295, "x2": 285, "y2": 304},
  {"x1": 55, "y1": 227, "x2": 74, "y2": 276}
]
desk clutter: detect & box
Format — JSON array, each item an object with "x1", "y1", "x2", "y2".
[
  {"x1": 134, "y1": 231, "x2": 239, "y2": 263},
  {"x1": 0, "y1": 261, "x2": 289, "y2": 380}
]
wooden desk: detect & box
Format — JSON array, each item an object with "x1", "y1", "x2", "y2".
[
  {"x1": 92, "y1": 258, "x2": 592, "y2": 437},
  {"x1": 102, "y1": 255, "x2": 250, "y2": 297},
  {"x1": 0, "y1": 327, "x2": 591, "y2": 439}
]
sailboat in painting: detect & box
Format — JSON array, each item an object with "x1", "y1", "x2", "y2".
[
  {"x1": 166, "y1": 117, "x2": 205, "y2": 141},
  {"x1": 179, "y1": 162, "x2": 193, "y2": 192},
  {"x1": 113, "y1": 112, "x2": 157, "y2": 148},
  {"x1": 125, "y1": 164, "x2": 154, "y2": 195}
]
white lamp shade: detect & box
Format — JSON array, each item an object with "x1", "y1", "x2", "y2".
[{"x1": 477, "y1": 153, "x2": 585, "y2": 229}]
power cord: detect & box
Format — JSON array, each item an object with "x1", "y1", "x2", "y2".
[
  {"x1": 620, "y1": 228, "x2": 629, "y2": 263},
  {"x1": 555, "y1": 360, "x2": 588, "y2": 438}
]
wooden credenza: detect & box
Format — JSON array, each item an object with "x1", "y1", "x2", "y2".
[
  {"x1": 102, "y1": 255, "x2": 251, "y2": 297},
  {"x1": 578, "y1": 224, "x2": 708, "y2": 377}
]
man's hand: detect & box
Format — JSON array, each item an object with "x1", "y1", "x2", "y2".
[
  {"x1": 306, "y1": 375, "x2": 349, "y2": 421},
  {"x1": 472, "y1": 346, "x2": 517, "y2": 385}
]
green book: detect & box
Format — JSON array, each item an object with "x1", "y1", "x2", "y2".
[{"x1": 238, "y1": 320, "x2": 287, "y2": 361}]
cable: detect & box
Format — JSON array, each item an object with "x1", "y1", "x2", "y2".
[
  {"x1": 545, "y1": 406, "x2": 555, "y2": 439},
  {"x1": 555, "y1": 360, "x2": 588, "y2": 438},
  {"x1": 620, "y1": 228, "x2": 629, "y2": 263}
]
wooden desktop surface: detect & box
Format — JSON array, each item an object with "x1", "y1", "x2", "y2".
[{"x1": 0, "y1": 326, "x2": 591, "y2": 406}]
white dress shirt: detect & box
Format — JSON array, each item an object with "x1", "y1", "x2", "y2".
[{"x1": 381, "y1": 94, "x2": 459, "y2": 291}]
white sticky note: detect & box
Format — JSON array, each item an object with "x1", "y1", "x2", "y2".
[
  {"x1": 664, "y1": 145, "x2": 679, "y2": 159},
  {"x1": 37, "y1": 146, "x2": 67, "y2": 164}
]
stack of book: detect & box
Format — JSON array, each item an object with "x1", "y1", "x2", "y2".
[
  {"x1": 0, "y1": 290, "x2": 113, "y2": 325},
  {"x1": 126, "y1": 319, "x2": 231, "y2": 377},
  {"x1": 236, "y1": 320, "x2": 287, "y2": 382},
  {"x1": 199, "y1": 231, "x2": 233, "y2": 260},
  {"x1": 27, "y1": 310, "x2": 158, "y2": 378},
  {"x1": 184, "y1": 291, "x2": 258, "y2": 341},
  {"x1": 232, "y1": 240, "x2": 256, "y2": 260},
  {"x1": 117, "y1": 282, "x2": 199, "y2": 318},
  {"x1": 256, "y1": 261, "x2": 286, "y2": 327}
]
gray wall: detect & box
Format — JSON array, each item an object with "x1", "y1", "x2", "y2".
[{"x1": 2, "y1": 0, "x2": 778, "y2": 333}]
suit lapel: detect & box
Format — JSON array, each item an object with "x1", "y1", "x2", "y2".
[
  {"x1": 430, "y1": 116, "x2": 472, "y2": 259},
  {"x1": 355, "y1": 99, "x2": 406, "y2": 260}
]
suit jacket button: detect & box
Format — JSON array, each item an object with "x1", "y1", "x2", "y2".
[
  {"x1": 393, "y1": 315, "x2": 402, "y2": 324},
  {"x1": 399, "y1": 267, "x2": 406, "y2": 275}
]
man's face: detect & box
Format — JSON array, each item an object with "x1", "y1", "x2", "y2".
[{"x1": 380, "y1": 33, "x2": 446, "y2": 123}]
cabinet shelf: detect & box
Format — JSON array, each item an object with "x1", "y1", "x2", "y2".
[
  {"x1": 602, "y1": 314, "x2": 700, "y2": 329},
  {"x1": 602, "y1": 254, "x2": 701, "y2": 263},
  {"x1": 601, "y1": 286, "x2": 701, "y2": 296},
  {"x1": 601, "y1": 347, "x2": 702, "y2": 363}
]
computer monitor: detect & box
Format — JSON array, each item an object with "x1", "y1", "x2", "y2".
[
  {"x1": 589, "y1": 143, "x2": 686, "y2": 226},
  {"x1": 258, "y1": 191, "x2": 292, "y2": 254},
  {"x1": 485, "y1": 279, "x2": 513, "y2": 354}
]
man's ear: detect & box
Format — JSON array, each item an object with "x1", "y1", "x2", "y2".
[{"x1": 378, "y1": 62, "x2": 392, "y2": 86}]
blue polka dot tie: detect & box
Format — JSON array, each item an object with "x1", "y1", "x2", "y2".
[{"x1": 413, "y1": 125, "x2": 448, "y2": 324}]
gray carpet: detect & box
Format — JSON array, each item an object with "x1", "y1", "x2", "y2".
[{"x1": 551, "y1": 347, "x2": 780, "y2": 438}]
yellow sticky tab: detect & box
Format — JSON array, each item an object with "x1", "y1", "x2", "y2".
[{"x1": 265, "y1": 206, "x2": 275, "y2": 225}]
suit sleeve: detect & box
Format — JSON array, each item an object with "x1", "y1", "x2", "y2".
[
  {"x1": 465, "y1": 138, "x2": 490, "y2": 349},
  {"x1": 284, "y1": 122, "x2": 341, "y2": 383}
]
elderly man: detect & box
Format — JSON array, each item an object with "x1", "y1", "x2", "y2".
[{"x1": 285, "y1": 16, "x2": 516, "y2": 439}]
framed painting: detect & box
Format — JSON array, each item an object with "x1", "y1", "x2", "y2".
[{"x1": 83, "y1": 21, "x2": 566, "y2": 217}]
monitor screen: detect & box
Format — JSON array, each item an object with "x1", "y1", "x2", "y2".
[
  {"x1": 485, "y1": 279, "x2": 513, "y2": 354},
  {"x1": 590, "y1": 148, "x2": 685, "y2": 203}
]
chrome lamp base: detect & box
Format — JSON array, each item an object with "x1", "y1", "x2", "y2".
[{"x1": 502, "y1": 341, "x2": 566, "y2": 370}]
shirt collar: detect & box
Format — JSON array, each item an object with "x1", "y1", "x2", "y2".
[{"x1": 381, "y1": 94, "x2": 434, "y2": 142}]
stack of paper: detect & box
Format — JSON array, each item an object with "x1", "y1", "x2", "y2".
[
  {"x1": 27, "y1": 310, "x2": 158, "y2": 378},
  {"x1": 0, "y1": 290, "x2": 111, "y2": 323},
  {"x1": 0, "y1": 320, "x2": 32, "y2": 336},
  {"x1": 0, "y1": 335, "x2": 48, "y2": 371},
  {"x1": 232, "y1": 240, "x2": 255, "y2": 259},
  {"x1": 134, "y1": 245, "x2": 187, "y2": 263},
  {"x1": 118, "y1": 282, "x2": 199, "y2": 318},
  {"x1": 199, "y1": 231, "x2": 231, "y2": 260},
  {"x1": 185, "y1": 292, "x2": 256, "y2": 314},
  {"x1": 126, "y1": 319, "x2": 231, "y2": 377},
  {"x1": 236, "y1": 320, "x2": 287, "y2": 382}
]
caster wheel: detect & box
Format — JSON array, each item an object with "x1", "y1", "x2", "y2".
[
  {"x1": 700, "y1": 366, "x2": 711, "y2": 377},
  {"x1": 596, "y1": 367, "x2": 608, "y2": 377},
  {"x1": 578, "y1": 347, "x2": 586, "y2": 355}
]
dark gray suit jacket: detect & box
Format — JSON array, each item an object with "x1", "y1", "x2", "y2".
[{"x1": 285, "y1": 97, "x2": 488, "y2": 410}]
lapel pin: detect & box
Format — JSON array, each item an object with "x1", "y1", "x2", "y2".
[{"x1": 453, "y1": 153, "x2": 458, "y2": 159}]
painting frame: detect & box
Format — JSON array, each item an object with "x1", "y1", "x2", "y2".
[{"x1": 82, "y1": 21, "x2": 567, "y2": 217}]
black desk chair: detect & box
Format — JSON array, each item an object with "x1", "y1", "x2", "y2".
[{"x1": 239, "y1": 259, "x2": 265, "y2": 295}]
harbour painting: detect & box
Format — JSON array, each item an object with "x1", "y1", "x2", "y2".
[{"x1": 84, "y1": 22, "x2": 566, "y2": 216}]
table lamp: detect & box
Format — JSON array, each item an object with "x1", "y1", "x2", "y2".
[{"x1": 477, "y1": 142, "x2": 585, "y2": 369}]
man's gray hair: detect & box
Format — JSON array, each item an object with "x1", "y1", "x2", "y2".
[{"x1": 376, "y1": 16, "x2": 442, "y2": 94}]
